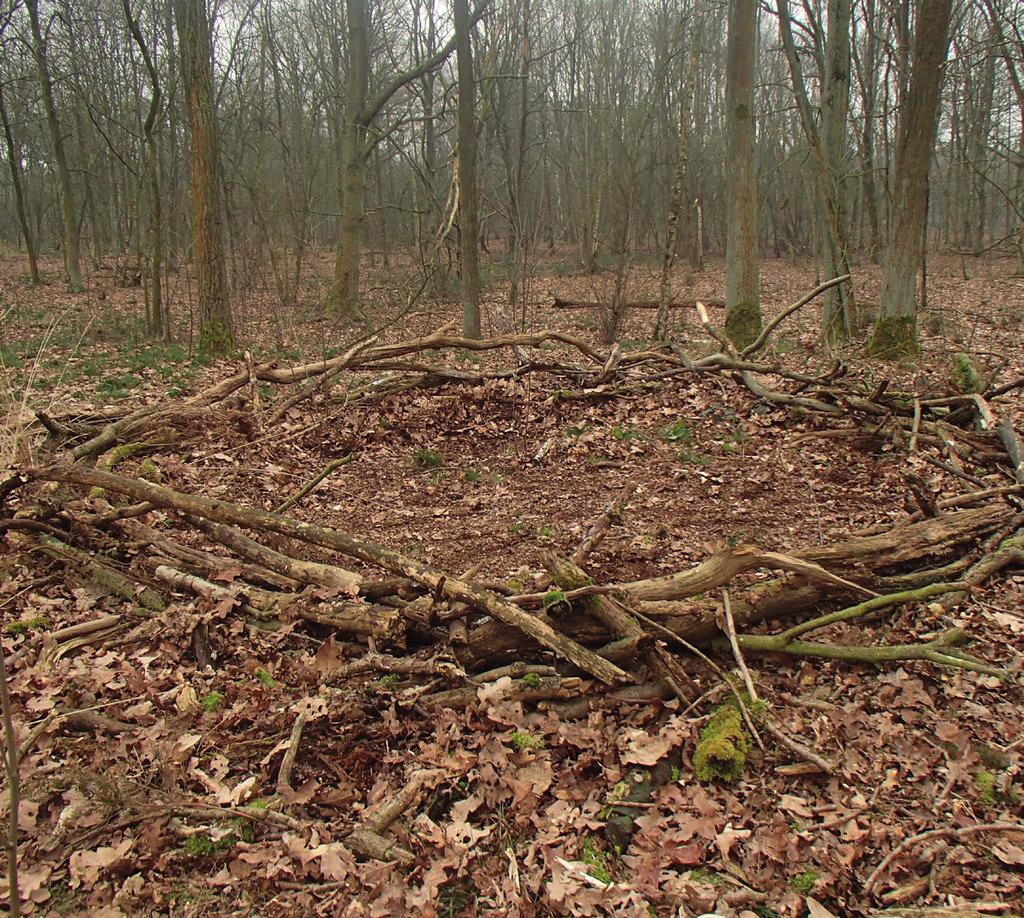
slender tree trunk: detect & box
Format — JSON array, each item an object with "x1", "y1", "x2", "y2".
[
  {"x1": 26, "y1": 0, "x2": 83, "y2": 292},
  {"x1": 328, "y1": 0, "x2": 370, "y2": 322},
  {"x1": 724, "y1": 0, "x2": 761, "y2": 349},
  {"x1": 455, "y1": 0, "x2": 481, "y2": 338},
  {"x1": 868, "y1": 0, "x2": 953, "y2": 358},
  {"x1": 174, "y1": 0, "x2": 234, "y2": 354},
  {"x1": 777, "y1": 0, "x2": 854, "y2": 343},
  {"x1": 0, "y1": 83, "x2": 40, "y2": 286},
  {"x1": 655, "y1": 0, "x2": 701, "y2": 342},
  {"x1": 124, "y1": 0, "x2": 167, "y2": 339}
]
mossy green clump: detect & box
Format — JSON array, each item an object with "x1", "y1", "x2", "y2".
[
  {"x1": 976, "y1": 768, "x2": 997, "y2": 805},
  {"x1": 542, "y1": 590, "x2": 568, "y2": 612},
  {"x1": 200, "y1": 691, "x2": 224, "y2": 712},
  {"x1": 3, "y1": 614, "x2": 49, "y2": 636},
  {"x1": 688, "y1": 867, "x2": 730, "y2": 888},
  {"x1": 724, "y1": 301, "x2": 763, "y2": 351},
  {"x1": 951, "y1": 352, "x2": 983, "y2": 394},
  {"x1": 521, "y1": 672, "x2": 542, "y2": 688},
  {"x1": 866, "y1": 315, "x2": 920, "y2": 359},
  {"x1": 509, "y1": 730, "x2": 544, "y2": 752},
  {"x1": 253, "y1": 668, "x2": 277, "y2": 689},
  {"x1": 693, "y1": 700, "x2": 749, "y2": 782},
  {"x1": 182, "y1": 831, "x2": 238, "y2": 857},
  {"x1": 197, "y1": 320, "x2": 234, "y2": 357},
  {"x1": 377, "y1": 673, "x2": 400, "y2": 690},
  {"x1": 789, "y1": 868, "x2": 819, "y2": 895},
  {"x1": 139, "y1": 458, "x2": 162, "y2": 483}
]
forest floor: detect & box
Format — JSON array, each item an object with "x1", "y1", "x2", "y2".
[{"x1": 0, "y1": 251, "x2": 1023, "y2": 917}]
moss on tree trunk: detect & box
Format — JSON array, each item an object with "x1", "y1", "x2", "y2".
[
  {"x1": 724, "y1": 300, "x2": 763, "y2": 351},
  {"x1": 866, "y1": 315, "x2": 920, "y2": 359}
]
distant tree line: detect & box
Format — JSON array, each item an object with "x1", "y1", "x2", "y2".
[{"x1": 0, "y1": 0, "x2": 1020, "y2": 355}]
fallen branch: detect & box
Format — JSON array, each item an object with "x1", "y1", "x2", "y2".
[
  {"x1": 864, "y1": 822, "x2": 1024, "y2": 897},
  {"x1": 23, "y1": 467, "x2": 628, "y2": 685}
]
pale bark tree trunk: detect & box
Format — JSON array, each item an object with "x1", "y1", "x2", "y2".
[
  {"x1": 868, "y1": 0, "x2": 953, "y2": 358},
  {"x1": 455, "y1": 0, "x2": 481, "y2": 338},
  {"x1": 0, "y1": 82, "x2": 40, "y2": 286},
  {"x1": 983, "y1": 0, "x2": 1024, "y2": 275},
  {"x1": 25, "y1": 0, "x2": 82, "y2": 292},
  {"x1": 654, "y1": 0, "x2": 701, "y2": 342},
  {"x1": 174, "y1": 0, "x2": 234, "y2": 354},
  {"x1": 724, "y1": 0, "x2": 761, "y2": 349}
]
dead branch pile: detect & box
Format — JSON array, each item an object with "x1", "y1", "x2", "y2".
[{"x1": 3, "y1": 289, "x2": 1024, "y2": 722}]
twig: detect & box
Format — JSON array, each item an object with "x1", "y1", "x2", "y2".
[
  {"x1": 275, "y1": 455, "x2": 355, "y2": 513},
  {"x1": 740, "y1": 274, "x2": 850, "y2": 359},
  {"x1": 719, "y1": 590, "x2": 757, "y2": 698},
  {"x1": 0, "y1": 636, "x2": 22, "y2": 917},
  {"x1": 627, "y1": 605, "x2": 764, "y2": 751},
  {"x1": 695, "y1": 302, "x2": 734, "y2": 353},
  {"x1": 864, "y1": 822, "x2": 1024, "y2": 896},
  {"x1": 909, "y1": 398, "x2": 922, "y2": 453},
  {"x1": 760, "y1": 715, "x2": 834, "y2": 774},
  {"x1": 276, "y1": 709, "x2": 308, "y2": 794}
]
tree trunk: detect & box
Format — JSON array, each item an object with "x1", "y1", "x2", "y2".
[
  {"x1": 26, "y1": 0, "x2": 82, "y2": 292},
  {"x1": 0, "y1": 83, "x2": 40, "y2": 286},
  {"x1": 455, "y1": 0, "x2": 481, "y2": 338},
  {"x1": 777, "y1": 0, "x2": 855, "y2": 343},
  {"x1": 174, "y1": 0, "x2": 233, "y2": 354},
  {"x1": 724, "y1": 0, "x2": 761, "y2": 349},
  {"x1": 868, "y1": 0, "x2": 953, "y2": 358},
  {"x1": 654, "y1": 0, "x2": 701, "y2": 342},
  {"x1": 124, "y1": 0, "x2": 167, "y2": 340},
  {"x1": 327, "y1": 0, "x2": 370, "y2": 323}
]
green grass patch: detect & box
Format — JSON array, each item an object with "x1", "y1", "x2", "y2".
[
  {"x1": 413, "y1": 448, "x2": 444, "y2": 470},
  {"x1": 660, "y1": 421, "x2": 693, "y2": 444},
  {"x1": 789, "y1": 869, "x2": 819, "y2": 896}
]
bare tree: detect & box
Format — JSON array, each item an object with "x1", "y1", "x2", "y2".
[
  {"x1": 25, "y1": 0, "x2": 82, "y2": 292},
  {"x1": 455, "y1": 0, "x2": 481, "y2": 337},
  {"x1": 174, "y1": 0, "x2": 233, "y2": 353},
  {"x1": 0, "y1": 79, "x2": 38, "y2": 286},
  {"x1": 724, "y1": 0, "x2": 761, "y2": 349},
  {"x1": 327, "y1": 0, "x2": 488, "y2": 322},
  {"x1": 777, "y1": 0, "x2": 856, "y2": 342},
  {"x1": 124, "y1": 0, "x2": 167, "y2": 339},
  {"x1": 868, "y1": 0, "x2": 953, "y2": 357}
]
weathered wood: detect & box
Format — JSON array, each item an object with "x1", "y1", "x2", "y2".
[{"x1": 27, "y1": 466, "x2": 627, "y2": 685}]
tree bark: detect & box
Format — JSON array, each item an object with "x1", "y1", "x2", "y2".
[
  {"x1": 724, "y1": 0, "x2": 761, "y2": 349},
  {"x1": 25, "y1": 0, "x2": 82, "y2": 292},
  {"x1": 124, "y1": 0, "x2": 167, "y2": 340},
  {"x1": 654, "y1": 0, "x2": 702, "y2": 342},
  {"x1": 0, "y1": 82, "x2": 39, "y2": 286},
  {"x1": 868, "y1": 0, "x2": 953, "y2": 358},
  {"x1": 174, "y1": 0, "x2": 234, "y2": 354},
  {"x1": 455, "y1": 0, "x2": 481, "y2": 338},
  {"x1": 328, "y1": 0, "x2": 370, "y2": 322}
]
